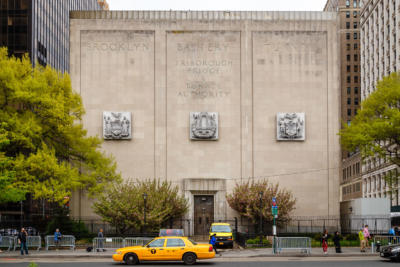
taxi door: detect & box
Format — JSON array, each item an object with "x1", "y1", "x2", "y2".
[
  {"x1": 142, "y1": 238, "x2": 167, "y2": 260},
  {"x1": 164, "y1": 238, "x2": 186, "y2": 260}
]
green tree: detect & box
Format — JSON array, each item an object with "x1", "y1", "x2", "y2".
[
  {"x1": 93, "y1": 179, "x2": 188, "y2": 235},
  {"x1": 340, "y1": 73, "x2": 400, "y2": 184},
  {"x1": 0, "y1": 47, "x2": 120, "y2": 204},
  {"x1": 226, "y1": 180, "x2": 296, "y2": 223}
]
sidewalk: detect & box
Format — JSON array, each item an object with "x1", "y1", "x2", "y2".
[{"x1": 0, "y1": 247, "x2": 380, "y2": 259}]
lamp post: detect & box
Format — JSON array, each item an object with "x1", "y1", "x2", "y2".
[
  {"x1": 143, "y1": 193, "x2": 147, "y2": 234},
  {"x1": 259, "y1": 191, "x2": 263, "y2": 246}
]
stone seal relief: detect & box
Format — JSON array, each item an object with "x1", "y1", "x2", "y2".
[
  {"x1": 277, "y1": 113, "x2": 305, "y2": 141},
  {"x1": 190, "y1": 112, "x2": 218, "y2": 140},
  {"x1": 103, "y1": 112, "x2": 132, "y2": 140}
]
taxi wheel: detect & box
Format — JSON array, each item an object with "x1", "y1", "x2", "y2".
[
  {"x1": 183, "y1": 252, "x2": 197, "y2": 265},
  {"x1": 124, "y1": 253, "x2": 139, "y2": 265}
]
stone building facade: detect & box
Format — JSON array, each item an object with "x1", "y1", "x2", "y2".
[
  {"x1": 69, "y1": 11, "x2": 341, "y2": 234},
  {"x1": 360, "y1": 0, "x2": 400, "y2": 208}
]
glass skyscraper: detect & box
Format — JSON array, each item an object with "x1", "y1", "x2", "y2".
[{"x1": 0, "y1": 0, "x2": 105, "y2": 73}]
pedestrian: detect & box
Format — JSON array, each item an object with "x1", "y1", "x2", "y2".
[
  {"x1": 54, "y1": 228, "x2": 62, "y2": 250},
  {"x1": 209, "y1": 233, "x2": 219, "y2": 255},
  {"x1": 0, "y1": 233, "x2": 2, "y2": 253},
  {"x1": 97, "y1": 228, "x2": 105, "y2": 252},
  {"x1": 358, "y1": 227, "x2": 365, "y2": 252},
  {"x1": 17, "y1": 228, "x2": 28, "y2": 255},
  {"x1": 321, "y1": 230, "x2": 328, "y2": 254},
  {"x1": 363, "y1": 225, "x2": 371, "y2": 249},
  {"x1": 333, "y1": 231, "x2": 342, "y2": 253},
  {"x1": 389, "y1": 226, "x2": 395, "y2": 244}
]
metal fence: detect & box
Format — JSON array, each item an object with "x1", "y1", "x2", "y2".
[
  {"x1": 92, "y1": 237, "x2": 153, "y2": 252},
  {"x1": 13, "y1": 236, "x2": 41, "y2": 251},
  {"x1": 273, "y1": 237, "x2": 312, "y2": 255},
  {"x1": 0, "y1": 236, "x2": 15, "y2": 251},
  {"x1": 45, "y1": 235, "x2": 75, "y2": 250}
]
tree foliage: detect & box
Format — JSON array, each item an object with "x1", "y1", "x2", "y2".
[
  {"x1": 226, "y1": 180, "x2": 296, "y2": 223},
  {"x1": 0, "y1": 47, "x2": 120, "y2": 204},
  {"x1": 340, "y1": 73, "x2": 400, "y2": 168},
  {"x1": 93, "y1": 179, "x2": 188, "y2": 235}
]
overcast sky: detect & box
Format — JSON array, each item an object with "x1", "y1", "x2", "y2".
[{"x1": 107, "y1": 0, "x2": 327, "y2": 11}]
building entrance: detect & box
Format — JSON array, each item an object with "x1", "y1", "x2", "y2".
[{"x1": 194, "y1": 195, "x2": 214, "y2": 236}]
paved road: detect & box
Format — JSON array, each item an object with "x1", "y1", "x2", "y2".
[{"x1": 0, "y1": 258, "x2": 395, "y2": 267}]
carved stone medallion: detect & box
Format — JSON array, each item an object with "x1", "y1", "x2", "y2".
[
  {"x1": 277, "y1": 113, "x2": 305, "y2": 141},
  {"x1": 103, "y1": 111, "x2": 132, "y2": 140},
  {"x1": 190, "y1": 112, "x2": 218, "y2": 140}
]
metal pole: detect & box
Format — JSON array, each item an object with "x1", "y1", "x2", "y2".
[
  {"x1": 20, "y1": 200, "x2": 23, "y2": 229},
  {"x1": 259, "y1": 192, "x2": 263, "y2": 246},
  {"x1": 144, "y1": 198, "x2": 147, "y2": 233}
]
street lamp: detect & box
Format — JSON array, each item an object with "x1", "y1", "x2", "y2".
[
  {"x1": 259, "y1": 191, "x2": 263, "y2": 245},
  {"x1": 143, "y1": 193, "x2": 147, "y2": 233}
]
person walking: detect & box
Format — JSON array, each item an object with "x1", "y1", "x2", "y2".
[
  {"x1": 17, "y1": 228, "x2": 28, "y2": 255},
  {"x1": 359, "y1": 227, "x2": 365, "y2": 252},
  {"x1": 209, "y1": 233, "x2": 219, "y2": 255},
  {"x1": 333, "y1": 231, "x2": 342, "y2": 253},
  {"x1": 321, "y1": 230, "x2": 328, "y2": 254},
  {"x1": 97, "y1": 228, "x2": 105, "y2": 252},
  {"x1": 363, "y1": 225, "x2": 371, "y2": 249},
  {"x1": 54, "y1": 228, "x2": 62, "y2": 250}
]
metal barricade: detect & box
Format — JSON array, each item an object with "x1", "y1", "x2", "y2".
[
  {"x1": 0, "y1": 236, "x2": 14, "y2": 251},
  {"x1": 13, "y1": 236, "x2": 41, "y2": 251},
  {"x1": 124, "y1": 237, "x2": 152, "y2": 247},
  {"x1": 274, "y1": 237, "x2": 311, "y2": 255},
  {"x1": 45, "y1": 235, "x2": 75, "y2": 250},
  {"x1": 373, "y1": 235, "x2": 400, "y2": 252},
  {"x1": 93, "y1": 237, "x2": 124, "y2": 252}
]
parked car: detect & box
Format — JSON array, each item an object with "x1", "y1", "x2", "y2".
[
  {"x1": 209, "y1": 223, "x2": 234, "y2": 249},
  {"x1": 380, "y1": 244, "x2": 400, "y2": 261}
]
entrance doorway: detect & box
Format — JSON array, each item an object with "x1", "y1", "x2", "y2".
[{"x1": 194, "y1": 195, "x2": 214, "y2": 236}]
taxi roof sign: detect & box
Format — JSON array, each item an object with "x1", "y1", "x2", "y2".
[{"x1": 159, "y1": 229, "x2": 185, "y2": 237}]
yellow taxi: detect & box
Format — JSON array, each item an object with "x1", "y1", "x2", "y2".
[
  {"x1": 112, "y1": 236, "x2": 215, "y2": 265},
  {"x1": 209, "y1": 223, "x2": 234, "y2": 249}
]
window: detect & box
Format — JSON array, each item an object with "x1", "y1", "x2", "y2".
[
  {"x1": 353, "y1": 0, "x2": 357, "y2": 8},
  {"x1": 346, "y1": 11, "x2": 350, "y2": 18},
  {"x1": 354, "y1": 22, "x2": 357, "y2": 29},
  {"x1": 148, "y1": 239, "x2": 165, "y2": 248},
  {"x1": 347, "y1": 76, "x2": 351, "y2": 83},
  {"x1": 346, "y1": 22, "x2": 350, "y2": 29},
  {"x1": 346, "y1": 33, "x2": 350, "y2": 40},
  {"x1": 347, "y1": 54, "x2": 351, "y2": 61},
  {"x1": 354, "y1": 87, "x2": 358, "y2": 94},
  {"x1": 347, "y1": 65, "x2": 351, "y2": 72},
  {"x1": 354, "y1": 65, "x2": 358, "y2": 72},
  {"x1": 354, "y1": 109, "x2": 358, "y2": 115},
  {"x1": 354, "y1": 54, "x2": 358, "y2": 61},
  {"x1": 354, "y1": 76, "x2": 358, "y2": 83},
  {"x1": 353, "y1": 33, "x2": 358, "y2": 39},
  {"x1": 347, "y1": 109, "x2": 351, "y2": 116},
  {"x1": 346, "y1": 44, "x2": 351, "y2": 51},
  {"x1": 347, "y1": 87, "x2": 351, "y2": 94},
  {"x1": 354, "y1": 43, "x2": 358, "y2": 49},
  {"x1": 355, "y1": 97, "x2": 359, "y2": 105},
  {"x1": 166, "y1": 239, "x2": 185, "y2": 247},
  {"x1": 353, "y1": 11, "x2": 357, "y2": 18},
  {"x1": 347, "y1": 98, "x2": 351, "y2": 105},
  {"x1": 346, "y1": 0, "x2": 350, "y2": 7}
]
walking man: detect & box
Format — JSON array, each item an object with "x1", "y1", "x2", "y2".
[
  {"x1": 359, "y1": 227, "x2": 365, "y2": 252},
  {"x1": 54, "y1": 228, "x2": 62, "y2": 250},
  {"x1": 97, "y1": 228, "x2": 105, "y2": 252},
  {"x1": 18, "y1": 228, "x2": 28, "y2": 255},
  {"x1": 209, "y1": 233, "x2": 219, "y2": 255}
]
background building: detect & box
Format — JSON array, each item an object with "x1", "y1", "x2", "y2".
[
  {"x1": 324, "y1": 0, "x2": 362, "y2": 205},
  {"x1": 70, "y1": 10, "x2": 341, "y2": 236},
  {"x1": 360, "y1": 0, "x2": 400, "y2": 217},
  {"x1": 0, "y1": 0, "x2": 108, "y2": 73}
]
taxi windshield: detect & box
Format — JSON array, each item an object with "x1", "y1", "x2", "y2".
[{"x1": 211, "y1": 225, "x2": 231, "y2": 233}]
